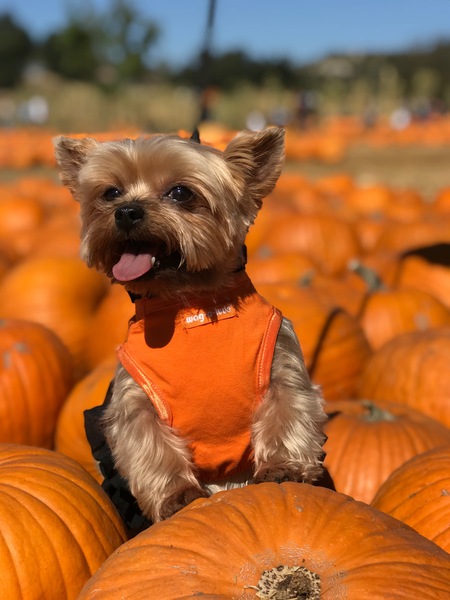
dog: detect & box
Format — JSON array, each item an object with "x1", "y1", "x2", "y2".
[{"x1": 54, "y1": 127, "x2": 327, "y2": 523}]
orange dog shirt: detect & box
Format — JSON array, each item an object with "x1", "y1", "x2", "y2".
[{"x1": 117, "y1": 271, "x2": 282, "y2": 483}]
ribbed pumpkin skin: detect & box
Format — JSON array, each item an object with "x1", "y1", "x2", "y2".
[
  {"x1": 358, "y1": 288, "x2": 450, "y2": 351},
  {"x1": 0, "y1": 444, "x2": 127, "y2": 600},
  {"x1": 262, "y1": 213, "x2": 361, "y2": 276},
  {"x1": 372, "y1": 446, "x2": 450, "y2": 552},
  {"x1": 78, "y1": 482, "x2": 450, "y2": 600},
  {"x1": 85, "y1": 285, "x2": 134, "y2": 369},
  {"x1": 0, "y1": 256, "x2": 109, "y2": 379},
  {"x1": 358, "y1": 328, "x2": 450, "y2": 427},
  {"x1": 323, "y1": 400, "x2": 450, "y2": 503},
  {"x1": 55, "y1": 357, "x2": 117, "y2": 481},
  {"x1": 0, "y1": 319, "x2": 73, "y2": 447},
  {"x1": 257, "y1": 284, "x2": 371, "y2": 400}
]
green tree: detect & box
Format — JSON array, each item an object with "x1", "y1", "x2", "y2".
[
  {"x1": 41, "y1": 0, "x2": 159, "y2": 84},
  {"x1": 42, "y1": 22, "x2": 99, "y2": 81},
  {"x1": 0, "y1": 14, "x2": 33, "y2": 87}
]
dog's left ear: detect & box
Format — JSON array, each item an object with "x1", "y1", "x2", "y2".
[
  {"x1": 223, "y1": 127, "x2": 285, "y2": 203},
  {"x1": 53, "y1": 136, "x2": 98, "y2": 197}
]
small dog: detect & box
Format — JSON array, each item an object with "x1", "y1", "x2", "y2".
[{"x1": 54, "y1": 127, "x2": 327, "y2": 523}]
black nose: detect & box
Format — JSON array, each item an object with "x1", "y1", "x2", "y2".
[{"x1": 114, "y1": 204, "x2": 145, "y2": 231}]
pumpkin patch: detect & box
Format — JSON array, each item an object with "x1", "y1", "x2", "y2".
[{"x1": 2, "y1": 121, "x2": 450, "y2": 597}]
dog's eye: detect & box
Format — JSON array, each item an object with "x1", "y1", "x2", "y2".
[
  {"x1": 167, "y1": 185, "x2": 193, "y2": 203},
  {"x1": 104, "y1": 187, "x2": 122, "y2": 201}
]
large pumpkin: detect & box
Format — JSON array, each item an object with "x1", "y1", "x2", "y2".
[
  {"x1": 55, "y1": 357, "x2": 117, "y2": 481},
  {"x1": 0, "y1": 256, "x2": 109, "y2": 379},
  {"x1": 78, "y1": 482, "x2": 450, "y2": 599},
  {"x1": 397, "y1": 253, "x2": 450, "y2": 310},
  {"x1": 260, "y1": 213, "x2": 361, "y2": 276},
  {"x1": 0, "y1": 444, "x2": 127, "y2": 600},
  {"x1": 358, "y1": 328, "x2": 450, "y2": 428},
  {"x1": 0, "y1": 319, "x2": 73, "y2": 447},
  {"x1": 258, "y1": 283, "x2": 371, "y2": 400},
  {"x1": 372, "y1": 446, "x2": 450, "y2": 552},
  {"x1": 323, "y1": 399, "x2": 450, "y2": 503},
  {"x1": 350, "y1": 260, "x2": 450, "y2": 350},
  {"x1": 85, "y1": 285, "x2": 134, "y2": 369}
]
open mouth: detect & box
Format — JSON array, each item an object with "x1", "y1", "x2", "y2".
[{"x1": 111, "y1": 242, "x2": 182, "y2": 282}]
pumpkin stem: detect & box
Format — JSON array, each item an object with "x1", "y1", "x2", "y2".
[
  {"x1": 252, "y1": 565, "x2": 321, "y2": 599},
  {"x1": 298, "y1": 269, "x2": 316, "y2": 287},
  {"x1": 361, "y1": 399, "x2": 396, "y2": 422},
  {"x1": 348, "y1": 259, "x2": 386, "y2": 293}
]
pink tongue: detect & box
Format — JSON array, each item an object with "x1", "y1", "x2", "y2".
[{"x1": 112, "y1": 253, "x2": 154, "y2": 282}]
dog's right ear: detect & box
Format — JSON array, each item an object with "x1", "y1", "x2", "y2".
[{"x1": 53, "y1": 136, "x2": 98, "y2": 197}]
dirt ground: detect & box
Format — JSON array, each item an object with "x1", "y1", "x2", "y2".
[{"x1": 289, "y1": 144, "x2": 450, "y2": 202}]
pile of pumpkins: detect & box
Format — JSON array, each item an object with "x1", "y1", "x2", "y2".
[{"x1": 1, "y1": 125, "x2": 450, "y2": 598}]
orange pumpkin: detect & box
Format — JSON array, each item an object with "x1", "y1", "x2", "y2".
[
  {"x1": 0, "y1": 319, "x2": 73, "y2": 448},
  {"x1": 261, "y1": 213, "x2": 361, "y2": 276},
  {"x1": 258, "y1": 283, "x2": 371, "y2": 400},
  {"x1": 0, "y1": 192, "x2": 45, "y2": 259},
  {"x1": 397, "y1": 253, "x2": 450, "y2": 310},
  {"x1": 323, "y1": 399, "x2": 450, "y2": 503},
  {"x1": 375, "y1": 214, "x2": 450, "y2": 254},
  {"x1": 55, "y1": 357, "x2": 117, "y2": 481},
  {"x1": 78, "y1": 482, "x2": 450, "y2": 599},
  {"x1": 0, "y1": 444, "x2": 127, "y2": 599},
  {"x1": 358, "y1": 328, "x2": 450, "y2": 428},
  {"x1": 0, "y1": 256, "x2": 109, "y2": 379},
  {"x1": 247, "y1": 252, "x2": 316, "y2": 286},
  {"x1": 350, "y1": 260, "x2": 450, "y2": 350},
  {"x1": 85, "y1": 285, "x2": 134, "y2": 368},
  {"x1": 372, "y1": 446, "x2": 450, "y2": 552}
]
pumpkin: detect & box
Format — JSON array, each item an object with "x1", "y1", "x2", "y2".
[
  {"x1": 372, "y1": 446, "x2": 450, "y2": 552},
  {"x1": 85, "y1": 285, "x2": 134, "y2": 369},
  {"x1": 0, "y1": 443, "x2": 127, "y2": 600},
  {"x1": 246, "y1": 252, "x2": 316, "y2": 286},
  {"x1": 0, "y1": 319, "x2": 73, "y2": 448},
  {"x1": 78, "y1": 482, "x2": 450, "y2": 599},
  {"x1": 323, "y1": 399, "x2": 450, "y2": 503},
  {"x1": 0, "y1": 193, "x2": 45, "y2": 260},
  {"x1": 358, "y1": 328, "x2": 450, "y2": 428},
  {"x1": 374, "y1": 214, "x2": 450, "y2": 254},
  {"x1": 260, "y1": 213, "x2": 361, "y2": 276},
  {"x1": 345, "y1": 183, "x2": 394, "y2": 217},
  {"x1": 0, "y1": 256, "x2": 109, "y2": 379},
  {"x1": 350, "y1": 260, "x2": 450, "y2": 350},
  {"x1": 297, "y1": 270, "x2": 367, "y2": 317},
  {"x1": 258, "y1": 283, "x2": 371, "y2": 400},
  {"x1": 55, "y1": 357, "x2": 117, "y2": 481},
  {"x1": 397, "y1": 253, "x2": 450, "y2": 310}
]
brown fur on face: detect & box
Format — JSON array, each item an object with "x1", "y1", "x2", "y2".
[
  {"x1": 54, "y1": 129, "x2": 284, "y2": 298},
  {"x1": 54, "y1": 128, "x2": 327, "y2": 524}
]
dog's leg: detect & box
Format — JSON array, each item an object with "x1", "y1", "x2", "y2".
[
  {"x1": 103, "y1": 364, "x2": 208, "y2": 522},
  {"x1": 252, "y1": 317, "x2": 327, "y2": 484}
]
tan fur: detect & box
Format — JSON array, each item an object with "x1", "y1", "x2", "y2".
[{"x1": 54, "y1": 128, "x2": 327, "y2": 523}]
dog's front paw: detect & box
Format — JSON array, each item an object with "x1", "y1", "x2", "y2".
[
  {"x1": 254, "y1": 465, "x2": 315, "y2": 485},
  {"x1": 159, "y1": 485, "x2": 210, "y2": 520}
]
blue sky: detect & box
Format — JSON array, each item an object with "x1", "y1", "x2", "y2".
[{"x1": 1, "y1": 0, "x2": 450, "y2": 67}]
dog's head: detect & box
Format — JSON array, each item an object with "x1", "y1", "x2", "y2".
[{"x1": 54, "y1": 128, "x2": 284, "y2": 297}]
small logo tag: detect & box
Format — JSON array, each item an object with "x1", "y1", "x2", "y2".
[{"x1": 181, "y1": 303, "x2": 237, "y2": 329}]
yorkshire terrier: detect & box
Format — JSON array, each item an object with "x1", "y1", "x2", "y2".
[{"x1": 54, "y1": 127, "x2": 327, "y2": 523}]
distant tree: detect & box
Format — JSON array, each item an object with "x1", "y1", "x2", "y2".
[
  {"x1": 0, "y1": 14, "x2": 33, "y2": 87},
  {"x1": 42, "y1": 23, "x2": 99, "y2": 81},
  {"x1": 41, "y1": 0, "x2": 159, "y2": 84},
  {"x1": 175, "y1": 50, "x2": 301, "y2": 90},
  {"x1": 95, "y1": 0, "x2": 159, "y2": 82}
]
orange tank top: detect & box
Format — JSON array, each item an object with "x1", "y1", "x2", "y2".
[{"x1": 117, "y1": 271, "x2": 282, "y2": 482}]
